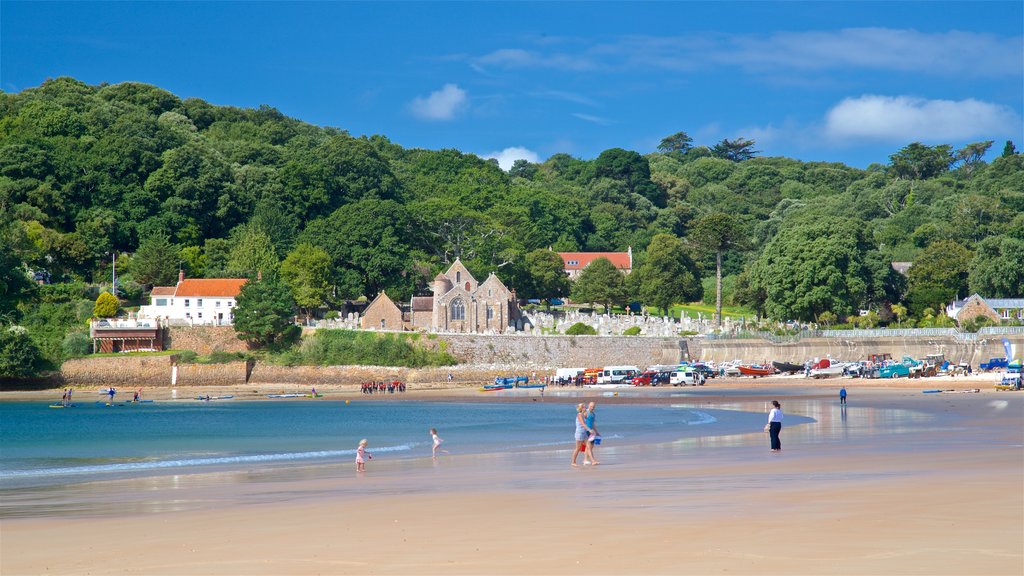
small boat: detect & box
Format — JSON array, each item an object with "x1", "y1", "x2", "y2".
[
  {"x1": 515, "y1": 383, "x2": 546, "y2": 389},
  {"x1": 195, "y1": 395, "x2": 234, "y2": 400},
  {"x1": 738, "y1": 365, "x2": 774, "y2": 377},
  {"x1": 266, "y1": 393, "x2": 304, "y2": 398},
  {"x1": 772, "y1": 361, "x2": 803, "y2": 374},
  {"x1": 49, "y1": 403, "x2": 76, "y2": 409},
  {"x1": 480, "y1": 384, "x2": 512, "y2": 391}
]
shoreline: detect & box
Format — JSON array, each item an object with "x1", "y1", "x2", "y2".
[{"x1": 2, "y1": 384, "x2": 1021, "y2": 575}]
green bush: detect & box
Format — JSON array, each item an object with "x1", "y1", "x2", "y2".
[
  {"x1": 324, "y1": 310, "x2": 340, "y2": 320},
  {"x1": 174, "y1": 350, "x2": 199, "y2": 364},
  {"x1": 93, "y1": 292, "x2": 119, "y2": 318},
  {"x1": 565, "y1": 322, "x2": 597, "y2": 336},
  {"x1": 61, "y1": 331, "x2": 92, "y2": 358},
  {"x1": 0, "y1": 325, "x2": 44, "y2": 377},
  {"x1": 622, "y1": 326, "x2": 642, "y2": 336},
  {"x1": 200, "y1": 350, "x2": 247, "y2": 364},
  {"x1": 281, "y1": 329, "x2": 456, "y2": 368}
]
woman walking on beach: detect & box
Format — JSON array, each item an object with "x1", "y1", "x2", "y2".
[
  {"x1": 571, "y1": 404, "x2": 591, "y2": 467},
  {"x1": 767, "y1": 400, "x2": 784, "y2": 451},
  {"x1": 356, "y1": 439, "x2": 371, "y2": 472}
]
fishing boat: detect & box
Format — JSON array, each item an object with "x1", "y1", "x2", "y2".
[
  {"x1": 515, "y1": 383, "x2": 546, "y2": 389},
  {"x1": 195, "y1": 395, "x2": 234, "y2": 400},
  {"x1": 737, "y1": 365, "x2": 774, "y2": 377},
  {"x1": 772, "y1": 361, "x2": 804, "y2": 374},
  {"x1": 266, "y1": 393, "x2": 304, "y2": 398},
  {"x1": 480, "y1": 383, "x2": 513, "y2": 391}
]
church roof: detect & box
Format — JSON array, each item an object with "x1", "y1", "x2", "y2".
[{"x1": 411, "y1": 296, "x2": 434, "y2": 311}]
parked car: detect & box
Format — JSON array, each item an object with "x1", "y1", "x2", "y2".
[
  {"x1": 670, "y1": 369, "x2": 704, "y2": 386},
  {"x1": 980, "y1": 357, "x2": 1009, "y2": 371}
]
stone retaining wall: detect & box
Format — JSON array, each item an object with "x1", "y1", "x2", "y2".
[
  {"x1": 434, "y1": 334, "x2": 684, "y2": 367},
  {"x1": 690, "y1": 335, "x2": 1024, "y2": 365},
  {"x1": 166, "y1": 326, "x2": 247, "y2": 355}
]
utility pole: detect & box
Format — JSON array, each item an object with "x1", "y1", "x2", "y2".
[{"x1": 112, "y1": 252, "x2": 117, "y2": 297}]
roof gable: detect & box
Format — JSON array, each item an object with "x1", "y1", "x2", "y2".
[{"x1": 150, "y1": 286, "x2": 176, "y2": 296}]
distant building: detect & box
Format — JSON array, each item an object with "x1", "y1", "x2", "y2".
[
  {"x1": 89, "y1": 318, "x2": 164, "y2": 353},
  {"x1": 557, "y1": 248, "x2": 633, "y2": 279},
  {"x1": 363, "y1": 259, "x2": 522, "y2": 333},
  {"x1": 138, "y1": 271, "x2": 247, "y2": 325},
  {"x1": 946, "y1": 294, "x2": 1024, "y2": 324}
]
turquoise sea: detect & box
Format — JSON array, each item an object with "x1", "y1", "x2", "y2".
[{"x1": 0, "y1": 397, "x2": 792, "y2": 490}]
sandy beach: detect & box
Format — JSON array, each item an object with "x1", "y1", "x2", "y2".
[{"x1": 2, "y1": 376, "x2": 1022, "y2": 575}]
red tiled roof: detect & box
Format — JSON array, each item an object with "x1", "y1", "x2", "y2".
[
  {"x1": 150, "y1": 286, "x2": 176, "y2": 296},
  {"x1": 174, "y1": 279, "x2": 247, "y2": 298},
  {"x1": 558, "y1": 252, "x2": 632, "y2": 271}
]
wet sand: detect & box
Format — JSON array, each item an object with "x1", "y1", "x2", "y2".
[{"x1": 2, "y1": 380, "x2": 1022, "y2": 575}]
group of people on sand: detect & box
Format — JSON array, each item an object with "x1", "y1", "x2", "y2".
[
  {"x1": 360, "y1": 381, "x2": 406, "y2": 394},
  {"x1": 571, "y1": 402, "x2": 601, "y2": 466}
]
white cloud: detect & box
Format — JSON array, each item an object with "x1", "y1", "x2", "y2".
[
  {"x1": 571, "y1": 112, "x2": 613, "y2": 126},
  {"x1": 824, "y1": 95, "x2": 1020, "y2": 141},
  {"x1": 483, "y1": 147, "x2": 540, "y2": 171},
  {"x1": 409, "y1": 84, "x2": 468, "y2": 121},
  {"x1": 470, "y1": 29, "x2": 1021, "y2": 78}
]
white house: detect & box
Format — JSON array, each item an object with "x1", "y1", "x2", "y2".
[{"x1": 139, "y1": 272, "x2": 247, "y2": 326}]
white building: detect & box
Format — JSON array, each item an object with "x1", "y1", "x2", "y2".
[{"x1": 139, "y1": 272, "x2": 247, "y2": 325}]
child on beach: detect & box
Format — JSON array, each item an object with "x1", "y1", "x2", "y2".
[
  {"x1": 430, "y1": 428, "x2": 449, "y2": 459},
  {"x1": 356, "y1": 439, "x2": 371, "y2": 472}
]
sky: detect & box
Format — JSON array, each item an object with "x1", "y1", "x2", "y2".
[{"x1": 2, "y1": 1, "x2": 1022, "y2": 169}]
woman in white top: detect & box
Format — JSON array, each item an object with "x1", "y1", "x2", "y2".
[{"x1": 767, "y1": 400, "x2": 783, "y2": 451}]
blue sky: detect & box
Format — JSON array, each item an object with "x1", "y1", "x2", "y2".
[{"x1": 3, "y1": 1, "x2": 1022, "y2": 169}]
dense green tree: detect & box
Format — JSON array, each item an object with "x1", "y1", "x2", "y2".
[
  {"x1": 710, "y1": 138, "x2": 758, "y2": 162},
  {"x1": 0, "y1": 220, "x2": 35, "y2": 323},
  {"x1": 905, "y1": 240, "x2": 973, "y2": 317},
  {"x1": 131, "y1": 234, "x2": 180, "y2": 286},
  {"x1": 516, "y1": 249, "x2": 571, "y2": 301},
  {"x1": 889, "y1": 142, "x2": 952, "y2": 180},
  {"x1": 968, "y1": 235, "x2": 1024, "y2": 298},
  {"x1": 748, "y1": 221, "x2": 890, "y2": 322},
  {"x1": 631, "y1": 234, "x2": 702, "y2": 315},
  {"x1": 690, "y1": 213, "x2": 748, "y2": 327},
  {"x1": 1002, "y1": 140, "x2": 1016, "y2": 157},
  {"x1": 570, "y1": 257, "x2": 626, "y2": 312},
  {"x1": 593, "y1": 148, "x2": 666, "y2": 207},
  {"x1": 226, "y1": 225, "x2": 279, "y2": 278},
  {"x1": 93, "y1": 292, "x2": 119, "y2": 318},
  {"x1": 657, "y1": 131, "x2": 694, "y2": 156},
  {"x1": 0, "y1": 325, "x2": 44, "y2": 377},
  {"x1": 280, "y1": 243, "x2": 334, "y2": 321},
  {"x1": 233, "y1": 276, "x2": 298, "y2": 348}
]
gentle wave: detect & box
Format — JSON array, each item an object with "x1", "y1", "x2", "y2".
[
  {"x1": 668, "y1": 406, "x2": 718, "y2": 426},
  {"x1": 0, "y1": 444, "x2": 412, "y2": 479}
]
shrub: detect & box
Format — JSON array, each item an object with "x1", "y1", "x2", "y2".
[
  {"x1": 283, "y1": 329, "x2": 456, "y2": 368},
  {"x1": 622, "y1": 326, "x2": 642, "y2": 336},
  {"x1": 565, "y1": 323, "x2": 597, "y2": 336},
  {"x1": 61, "y1": 331, "x2": 92, "y2": 358},
  {"x1": 324, "y1": 310, "x2": 340, "y2": 320},
  {"x1": 202, "y1": 351, "x2": 247, "y2": 364},
  {"x1": 0, "y1": 325, "x2": 44, "y2": 377},
  {"x1": 174, "y1": 350, "x2": 198, "y2": 364},
  {"x1": 93, "y1": 292, "x2": 119, "y2": 318}
]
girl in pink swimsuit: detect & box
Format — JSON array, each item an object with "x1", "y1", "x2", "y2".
[{"x1": 356, "y1": 439, "x2": 371, "y2": 472}]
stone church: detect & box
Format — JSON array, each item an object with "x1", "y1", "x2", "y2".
[{"x1": 361, "y1": 259, "x2": 522, "y2": 333}]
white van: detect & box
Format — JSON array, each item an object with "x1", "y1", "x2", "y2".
[
  {"x1": 670, "y1": 369, "x2": 703, "y2": 386},
  {"x1": 597, "y1": 365, "x2": 640, "y2": 384}
]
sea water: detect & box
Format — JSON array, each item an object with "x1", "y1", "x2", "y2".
[{"x1": 0, "y1": 399, "x2": 786, "y2": 491}]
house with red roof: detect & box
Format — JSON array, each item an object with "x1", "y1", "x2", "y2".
[
  {"x1": 139, "y1": 271, "x2": 248, "y2": 325},
  {"x1": 557, "y1": 248, "x2": 633, "y2": 279}
]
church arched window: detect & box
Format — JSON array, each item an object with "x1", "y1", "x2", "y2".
[{"x1": 451, "y1": 298, "x2": 465, "y2": 321}]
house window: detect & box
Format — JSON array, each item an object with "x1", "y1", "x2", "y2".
[
  {"x1": 198, "y1": 312, "x2": 203, "y2": 319},
  {"x1": 568, "y1": 260, "x2": 579, "y2": 266},
  {"x1": 486, "y1": 306, "x2": 494, "y2": 320},
  {"x1": 216, "y1": 301, "x2": 221, "y2": 308},
  {"x1": 197, "y1": 299, "x2": 203, "y2": 307},
  {"x1": 451, "y1": 298, "x2": 465, "y2": 321},
  {"x1": 465, "y1": 282, "x2": 471, "y2": 291},
  {"x1": 380, "y1": 319, "x2": 386, "y2": 329},
  {"x1": 185, "y1": 313, "x2": 191, "y2": 318},
  {"x1": 456, "y1": 271, "x2": 461, "y2": 283},
  {"x1": 185, "y1": 299, "x2": 190, "y2": 307},
  {"x1": 227, "y1": 302, "x2": 233, "y2": 307},
  {"x1": 488, "y1": 289, "x2": 492, "y2": 297},
  {"x1": 155, "y1": 299, "x2": 167, "y2": 306},
  {"x1": 1001, "y1": 309, "x2": 1010, "y2": 319}
]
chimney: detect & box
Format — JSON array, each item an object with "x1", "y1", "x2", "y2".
[{"x1": 178, "y1": 270, "x2": 185, "y2": 284}]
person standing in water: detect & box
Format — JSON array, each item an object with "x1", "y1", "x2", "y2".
[
  {"x1": 571, "y1": 404, "x2": 591, "y2": 467},
  {"x1": 839, "y1": 386, "x2": 847, "y2": 405},
  {"x1": 107, "y1": 387, "x2": 116, "y2": 404},
  {"x1": 767, "y1": 400, "x2": 784, "y2": 451},
  {"x1": 356, "y1": 439, "x2": 371, "y2": 472},
  {"x1": 430, "y1": 428, "x2": 449, "y2": 459}
]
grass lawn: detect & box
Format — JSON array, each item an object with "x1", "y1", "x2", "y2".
[{"x1": 668, "y1": 303, "x2": 755, "y2": 320}]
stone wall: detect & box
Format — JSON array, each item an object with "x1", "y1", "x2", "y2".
[
  {"x1": 166, "y1": 326, "x2": 247, "y2": 355},
  {"x1": 61, "y1": 356, "x2": 171, "y2": 387},
  {"x1": 690, "y1": 334, "x2": 1024, "y2": 365},
  {"x1": 433, "y1": 334, "x2": 684, "y2": 368}
]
